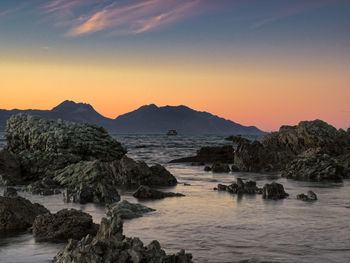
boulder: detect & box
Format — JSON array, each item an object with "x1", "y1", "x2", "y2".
[
  {"x1": 204, "y1": 166, "x2": 212, "y2": 171},
  {"x1": 0, "y1": 149, "x2": 22, "y2": 186},
  {"x1": 32, "y1": 208, "x2": 98, "y2": 242},
  {"x1": 262, "y1": 182, "x2": 289, "y2": 200},
  {"x1": 27, "y1": 177, "x2": 61, "y2": 195},
  {"x1": 281, "y1": 154, "x2": 346, "y2": 181},
  {"x1": 169, "y1": 145, "x2": 234, "y2": 164},
  {"x1": 297, "y1": 191, "x2": 317, "y2": 201},
  {"x1": 114, "y1": 156, "x2": 177, "y2": 187},
  {"x1": 106, "y1": 200, "x2": 155, "y2": 219},
  {"x1": 3, "y1": 187, "x2": 18, "y2": 197},
  {"x1": 0, "y1": 196, "x2": 49, "y2": 232},
  {"x1": 53, "y1": 215, "x2": 193, "y2": 263},
  {"x1": 133, "y1": 185, "x2": 185, "y2": 199},
  {"x1": 211, "y1": 163, "x2": 230, "y2": 173}
]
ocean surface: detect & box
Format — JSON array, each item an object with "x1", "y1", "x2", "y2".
[{"x1": 0, "y1": 132, "x2": 350, "y2": 263}]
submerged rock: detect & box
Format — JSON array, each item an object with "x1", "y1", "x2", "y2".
[
  {"x1": 297, "y1": 191, "x2": 318, "y2": 201},
  {"x1": 0, "y1": 196, "x2": 49, "y2": 232},
  {"x1": 169, "y1": 145, "x2": 234, "y2": 164},
  {"x1": 106, "y1": 200, "x2": 155, "y2": 219},
  {"x1": 211, "y1": 163, "x2": 230, "y2": 173},
  {"x1": 53, "y1": 215, "x2": 193, "y2": 263},
  {"x1": 32, "y1": 208, "x2": 98, "y2": 242},
  {"x1": 281, "y1": 154, "x2": 346, "y2": 181},
  {"x1": 262, "y1": 182, "x2": 289, "y2": 200},
  {"x1": 133, "y1": 185, "x2": 185, "y2": 199},
  {"x1": 3, "y1": 187, "x2": 18, "y2": 197},
  {"x1": 0, "y1": 149, "x2": 22, "y2": 186}
]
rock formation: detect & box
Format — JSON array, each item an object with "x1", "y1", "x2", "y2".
[
  {"x1": 53, "y1": 215, "x2": 193, "y2": 263},
  {"x1": 297, "y1": 191, "x2": 318, "y2": 201},
  {"x1": 215, "y1": 178, "x2": 262, "y2": 195},
  {"x1": 169, "y1": 145, "x2": 234, "y2": 164},
  {"x1": 133, "y1": 185, "x2": 185, "y2": 199},
  {"x1": 262, "y1": 182, "x2": 289, "y2": 200},
  {"x1": 0, "y1": 196, "x2": 49, "y2": 232},
  {"x1": 32, "y1": 208, "x2": 98, "y2": 242},
  {"x1": 106, "y1": 200, "x2": 155, "y2": 219}
]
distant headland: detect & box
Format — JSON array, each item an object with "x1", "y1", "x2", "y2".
[{"x1": 0, "y1": 100, "x2": 264, "y2": 135}]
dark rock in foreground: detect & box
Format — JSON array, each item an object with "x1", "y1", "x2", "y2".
[
  {"x1": 0, "y1": 196, "x2": 49, "y2": 232},
  {"x1": 215, "y1": 178, "x2": 262, "y2": 195},
  {"x1": 133, "y1": 185, "x2": 185, "y2": 199},
  {"x1": 53, "y1": 215, "x2": 193, "y2": 263},
  {"x1": 0, "y1": 149, "x2": 22, "y2": 186},
  {"x1": 32, "y1": 208, "x2": 98, "y2": 242},
  {"x1": 169, "y1": 145, "x2": 234, "y2": 164},
  {"x1": 262, "y1": 182, "x2": 289, "y2": 200},
  {"x1": 281, "y1": 154, "x2": 346, "y2": 181},
  {"x1": 297, "y1": 191, "x2": 318, "y2": 201},
  {"x1": 106, "y1": 200, "x2": 155, "y2": 219}
]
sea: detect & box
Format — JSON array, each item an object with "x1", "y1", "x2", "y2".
[{"x1": 0, "y1": 132, "x2": 350, "y2": 263}]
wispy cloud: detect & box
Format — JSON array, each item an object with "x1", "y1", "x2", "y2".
[
  {"x1": 64, "y1": 0, "x2": 202, "y2": 37},
  {"x1": 251, "y1": 0, "x2": 342, "y2": 29}
]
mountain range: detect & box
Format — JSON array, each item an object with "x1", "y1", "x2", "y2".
[{"x1": 0, "y1": 100, "x2": 264, "y2": 134}]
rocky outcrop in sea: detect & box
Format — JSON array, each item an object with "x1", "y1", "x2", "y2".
[
  {"x1": 1, "y1": 114, "x2": 177, "y2": 204},
  {"x1": 106, "y1": 200, "x2": 155, "y2": 219},
  {"x1": 133, "y1": 185, "x2": 185, "y2": 199},
  {"x1": 53, "y1": 215, "x2": 193, "y2": 263}
]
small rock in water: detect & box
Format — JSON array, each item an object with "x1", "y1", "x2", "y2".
[
  {"x1": 216, "y1": 178, "x2": 262, "y2": 195},
  {"x1": 3, "y1": 187, "x2": 18, "y2": 197},
  {"x1": 262, "y1": 182, "x2": 289, "y2": 200},
  {"x1": 106, "y1": 200, "x2": 155, "y2": 219},
  {"x1": 133, "y1": 185, "x2": 185, "y2": 199},
  {"x1": 297, "y1": 191, "x2": 318, "y2": 201}
]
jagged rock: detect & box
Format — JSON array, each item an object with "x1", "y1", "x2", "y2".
[
  {"x1": 225, "y1": 135, "x2": 251, "y2": 145},
  {"x1": 63, "y1": 182, "x2": 120, "y2": 204},
  {"x1": 32, "y1": 208, "x2": 98, "y2": 242},
  {"x1": 262, "y1": 120, "x2": 350, "y2": 156},
  {"x1": 5, "y1": 114, "x2": 126, "y2": 181},
  {"x1": 215, "y1": 178, "x2": 262, "y2": 195},
  {"x1": 133, "y1": 185, "x2": 185, "y2": 199},
  {"x1": 27, "y1": 177, "x2": 61, "y2": 195},
  {"x1": 234, "y1": 140, "x2": 294, "y2": 172},
  {"x1": 297, "y1": 191, "x2": 318, "y2": 201},
  {"x1": 262, "y1": 182, "x2": 289, "y2": 200},
  {"x1": 115, "y1": 156, "x2": 177, "y2": 187},
  {"x1": 0, "y1": 196, "x2": 49, "y2": 232},
  {"x1": 169, "y1": 145, "x2": 234, "y2": 163},
  {"x1": 106, "y1": 200, "x2": 155, "y2": 219},
  {"x1": 281, "y1": 154, "x2": 346, "y2": 181},
  {"x1": 53, "y1": 215, "x2": 193, "y2": 263},
  {"x1": 3, "y1": 187, "x2": 18, "y2": 197},
  {"x1": 0, "y1": 149, "x2": 22, "y2": 186},
  {"x1": 211, "y1": 163, "x2": 230, "y2": 173}
]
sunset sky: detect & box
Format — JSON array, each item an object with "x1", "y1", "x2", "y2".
[{"x1": 1, "y1": 0, "x2": 349, "y2": 131}]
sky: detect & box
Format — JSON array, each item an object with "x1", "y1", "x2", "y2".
[{"x1": 0, "y1": 0, "x2": 349, "y2": 131}]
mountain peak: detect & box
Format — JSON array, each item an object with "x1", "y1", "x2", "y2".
[{"x1": 52, "y1": 100, "x2": 94, "y2": 113}]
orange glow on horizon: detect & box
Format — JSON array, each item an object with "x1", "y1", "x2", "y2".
[{"x1": 1, "y1": 59, "x2": 349, "y2": 131}]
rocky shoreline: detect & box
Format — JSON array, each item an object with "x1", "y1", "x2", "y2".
[{"x1": 0, "y1": 114, "x2": 349, "y2": 262}]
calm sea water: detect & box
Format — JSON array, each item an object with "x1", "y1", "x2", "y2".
[{"x1": 0, "y1": 132, "x2": 350, "y2": 263}]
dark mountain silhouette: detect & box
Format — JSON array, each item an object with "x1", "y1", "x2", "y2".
[{"x1": 0, "y1": 100, "x2": 264, "y2": 134}]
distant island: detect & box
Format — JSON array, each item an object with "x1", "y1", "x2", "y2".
[{"x1": 0, "y1": 100, "x2": 264, "y2": 135}]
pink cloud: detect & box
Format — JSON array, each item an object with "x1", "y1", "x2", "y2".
[{"x1": 65, "y1": 0, "x2": 202, "y2": 37}]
